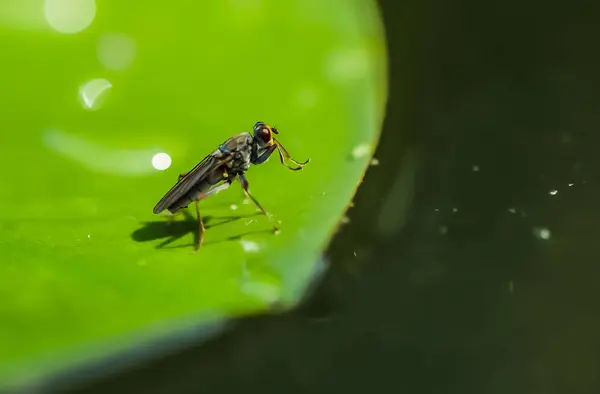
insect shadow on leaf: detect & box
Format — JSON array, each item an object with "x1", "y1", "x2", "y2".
[{"x1": 131, "y1": 210, "x2": 263, "y2": 249}]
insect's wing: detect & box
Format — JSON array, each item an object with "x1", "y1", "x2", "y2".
[{"x1": 153, "y1": 152, "x2": 228, "y2": 214}]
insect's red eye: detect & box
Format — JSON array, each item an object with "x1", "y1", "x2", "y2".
[{"x1": 257, "y1": 127, "x2": 271, "y2": 143}]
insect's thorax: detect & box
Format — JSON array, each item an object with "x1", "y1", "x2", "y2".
[{"x1": 219, "y1": 132, "x2": 254, "y2": 174}]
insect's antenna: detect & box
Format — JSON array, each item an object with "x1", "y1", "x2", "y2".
[{"x1": 274, "y1": 138, "x2": 310, "y2": 171}]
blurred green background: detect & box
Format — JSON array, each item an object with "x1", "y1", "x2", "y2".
[{"x1": 0, "y1": 0, "x2": 387, "y2": 389}]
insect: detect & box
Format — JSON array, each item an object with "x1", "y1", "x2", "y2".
[{"x1": 153, "y1": 121, "x2": 310, "y2": 251}]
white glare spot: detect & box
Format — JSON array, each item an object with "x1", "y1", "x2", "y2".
[
  {"x1": 151, "y1": 153, "x2": 172, "y2": 171},
  {"x1": 230, "y1": 204, "x2": 238, "y2": 211},
  {"x1": 508, "y1": 208, "x2": 516, "y2": 213},
  {"x1": 44, "y1": 0, "x2": 96, "y2": 34},
  {"x1": 97, "y1": 33, "x2": 137, "y2": 71},
  {"x1": 240, "y1": 240, "x2": 260, "y2": 253},
  {"x1": 370, "y1": 158, "x2": 380, "y2": 166},
  {"x1": 533, "y1": 227, "x2": 551, "y2": 240},
  {"x1": 568, "y1": 183, "x2": 574, "y2": 187},
  {"x1": 79, "y1": 78, "x2": 112, "y2": 110},
  {"x1": 87, "y1": 234, "x2": 91, "y2": 238},
  {"x1": 452, "y1": 208, "x2": 458, "y2": 213},
  {"x1": 353, "y1": 251, "x2": 357, "y2": 257},
  {"x1": 549, "y1": 189, "x2": 558, "y2": 195},
  {"x1": 351, "y1": 143, "x2": 370, "y2": 160},
  {"x1": 472, "y1": 165, "x2": 480, "y2": 172}
]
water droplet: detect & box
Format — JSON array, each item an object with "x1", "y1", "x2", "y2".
[
  {"x1": 242, "y1": 198, "x2": 250, "y2": 205},
  {"x1": 533, "y1": 227, "x2": 551, "y2": 240},
  {"x1": 230, "y1": 204, "x2": 238, "y2": 211},
  {"x1": 151, "y1": 153, "x2": 171, "y2": 171},
  {"x1": 549, "y1": 189, "x2": 558, "y2": 196},
  {"x1": 79, "y1": 78, "x2": 112, "y2": 110},
  {"x1": 351, "y1": 143, "x2": 371, "y2": 160},
  {"x1": 87, "y1": 234, "x2": 91, "y2": 239},
  {"x1": 44, "y1": 0, "x2": 96, "y2": 34},
  {"x1": 240, "y1": 240, "x2": 260, "y2": 252}
]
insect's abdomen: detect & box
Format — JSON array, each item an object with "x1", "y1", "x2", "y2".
[{"x1": 167, "y1": 168, "x2": 225, "y2": 213}]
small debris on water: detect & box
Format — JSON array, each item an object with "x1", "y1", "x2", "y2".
[
  {"x1": 230, "y1": 204, "x2": 238, "y2": 210},
  {"x1": 240, "y1": 240, "x2": 260, "y2": 253},
  {"x1": 549, "y1": 189, "x2": 558, "y2": 196},
  {"x1": 533, "y1": 227, "x2": 551, "y2": 240},
  {"x1": 508, "y1": 208, "x2": 516, "y2": 214},
  {"x1": 452, "y1": 208, "x2": 458, "y2": 213},
  {"x1": 351, "y1": 143, "x2": 371, "y2": 160},
  {"x1": 568, "y1": 183, "x2": 574, "y2": 187},
  {"x1": 472, "y1": 165, "x2": 480, "y2": 172},
  {"x1": 353, "y1": 251, "x2": 357, "y2": 257}
]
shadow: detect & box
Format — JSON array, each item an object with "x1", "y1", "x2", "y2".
[
  {"x1": 131, "y1": 210, "x2": 262, "y2": 249},
  {"x1": 160, "y1": 229, "x2": 275, "y2": 249}
]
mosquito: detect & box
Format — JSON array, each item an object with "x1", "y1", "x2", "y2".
[{"x1": 153, "y1": 121, "x2": 310, "y2": 250}]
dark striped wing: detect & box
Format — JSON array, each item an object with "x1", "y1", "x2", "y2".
[{"x1": 153, "y1": 152, "x2": 229, "y2": 214}]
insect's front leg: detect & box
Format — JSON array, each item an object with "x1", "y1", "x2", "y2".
[{"x1": 238, "y1": 173, "x2": 279, "y2": 233}]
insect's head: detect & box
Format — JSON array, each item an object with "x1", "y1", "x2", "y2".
[{"x1": 253, "y1": 121, "x2": 278, "y2": 147}]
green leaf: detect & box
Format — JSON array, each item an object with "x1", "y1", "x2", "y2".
[{"x1": 0, "y1": 0, "x2": 386, "y2": 389}]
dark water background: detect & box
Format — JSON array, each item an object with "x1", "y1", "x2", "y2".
[{"x1": 67, "y1": 0, "x2": 600, "y2": 393}]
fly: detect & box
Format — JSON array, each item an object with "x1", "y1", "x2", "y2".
[{"x1": 153, "y1": 121, "x2": 310, "y2": 250}]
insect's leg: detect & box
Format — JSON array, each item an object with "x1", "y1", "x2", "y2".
[
  {"x1": 238, "y1": 173, "x2": 279, "y2": 233},
  {"x1": 274, "y1": 143, "x2": 305, "y2": 171},
  {"x1": 194, "y1": 200, "x2": 205, "y2": 252},
  {"x1": 274, "y1": 140, "x2": 310, "y2": 168},
  {"x1": 191, "y1": 179, "x2": 235, "y2": 251}
]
